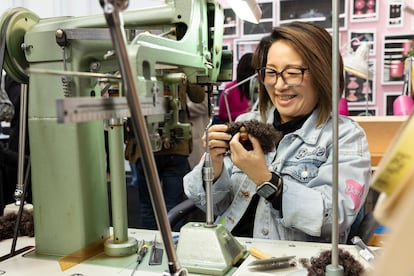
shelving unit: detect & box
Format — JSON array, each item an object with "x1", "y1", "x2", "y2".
[
  {"x1": 382, "y1": 35, "x2": 414, "y2": 84},
  {"x1": 221, "y1": 0, "x2": 414, "y2": 116},
  {"x1": 242, "y1": 1, "x2": 275, "y2": 37},
  {"x1": 278, "y1": 0, "x2": 346, "y2": 30}
]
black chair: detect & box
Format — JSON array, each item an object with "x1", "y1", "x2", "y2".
[
  {"x1": 347, "y1": 188, "x2": 380, "y2": 245},
  {"x1": 354, "y1": 212, "x2": 379, "y2": 244},
  {"x1": 167, "y1": 198, "x2": 201, "y2": 230}
]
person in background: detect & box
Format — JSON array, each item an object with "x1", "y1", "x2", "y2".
[
  {"x1": 183, "y1": 21, "x2": 371, "y2": 243},
  {"x1": 125, "y1": 78, "x2": 205, "y2": 231},
  {"x1": 0, "y1": 74, "x2": 14, "y2": 122},
  {"x1": 0, "y1": 73, "x2": 15, "y2": 214},
  {"x1": 3, "y1": 75, "x2": 26, "y2": 157},
  {"x1": 0, "y1": 74, "x2": 31, "y2": 214},
  {"x1": 218, "y1": 53, "x2": 256, "y2": 123}
]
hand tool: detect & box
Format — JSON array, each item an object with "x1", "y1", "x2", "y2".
[
  {"x1": 131, "y1": 240, "x2": 149, "y2": 276},
  {"x1": 149, "y1": 235, "x2": 164, "y2": 265}
]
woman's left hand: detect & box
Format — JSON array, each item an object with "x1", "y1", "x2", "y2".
[{"x1": 229, "y1": 132, "x2": 271, "y2": 185}]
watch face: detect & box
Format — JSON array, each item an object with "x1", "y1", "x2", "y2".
[{"x1": 257, "y1": 182, "x2": 277, "y2": 199}]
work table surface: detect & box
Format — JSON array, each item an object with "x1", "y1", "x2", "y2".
[{"x1": 0, "y1": 228, "x2": 374, "y2": 276}]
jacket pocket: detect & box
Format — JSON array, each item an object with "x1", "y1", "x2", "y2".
[{"x1": 281, "y1": 161, "x2": 320, "y2": 183}]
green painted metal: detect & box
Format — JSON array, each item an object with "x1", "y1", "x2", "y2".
[{"x1": 1, "y1": 0, "x2": 226, "y2": 259}]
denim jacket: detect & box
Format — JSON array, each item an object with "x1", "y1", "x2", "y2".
[{"x1": 183, "y1": 107, "x2": 371, "y2": 243}]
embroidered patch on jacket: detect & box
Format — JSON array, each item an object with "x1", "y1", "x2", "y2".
[
  {"x1": 295, "y1": 146, "x2": 326, "y2": 159},
  {"x1": 345, "y1": 179, "x2": 365, "y2": 210}
]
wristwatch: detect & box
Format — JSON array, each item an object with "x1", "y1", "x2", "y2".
[{"x1": 256, "y1": 172, "x2": 283, "y2": 202}]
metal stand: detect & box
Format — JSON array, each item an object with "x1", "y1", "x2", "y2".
[
  {"x1": 176, "y1": 118, "x2": 246, "y2": 275},
  {"x1": 326, "y1": 264, "x2": 344, "y2": 276},
  {"x1": 176, "y1": 222, "x2": 245, "y2": 275},
  {"x1": 328, "y1": 0, "x2": 344, "y2": 274},
  {"x1": 104, "y1": 117, "x2": 137, "y2": 256},
  {"x1": 101, "y1": 1, "x2": 183, "y2": 274}
]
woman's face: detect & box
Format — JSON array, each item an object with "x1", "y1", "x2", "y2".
[{"x1": 265, "y1": 40, "x2": 318, "y2": 123}]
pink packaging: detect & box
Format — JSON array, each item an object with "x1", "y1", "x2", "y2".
[
  {"x1": 393, "y1": 95, "x2": 414, "y2": 116},
  {"x1": 338, "y1": 98, "x2": 349, "y2": 116}
]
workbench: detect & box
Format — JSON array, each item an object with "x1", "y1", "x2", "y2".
[{"x1": 0, "y1": 228, "x2": 374, "y2": 276}]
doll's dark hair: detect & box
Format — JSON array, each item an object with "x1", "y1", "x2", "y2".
[
  {"x1": 299, "y1": 248, "x2": 365, "y2": 276},
  {"x1": 0, "y1": 210, "x2": 34, "y2": 241},
  {"x1": 226, "y1": 120, "x2": 282, "y2": 153}
]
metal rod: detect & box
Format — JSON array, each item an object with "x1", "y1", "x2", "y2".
[
  {"x1": 101, "y1": 1, "x2": 181, "y2": 274},
  {"x1": 203, "y1": 87, "x2": 215, "y2": 226},
  {"x1": 331, "y1": 0, "x2": 340, "y2": 266},
  {"x1": 10, "y1": 160, "x2": 30, "y2": 255},
  {"x1": 14, "y1": 83, "x2": 28, "y2": 205},
  {"x1": 364, "y1": 44, "x2": 370, "y2": 116},
  {"x1": 222, "y1": 73, "x2": 257, "y2": 123},
  {"x1": 326, "y1": 0, "x2": 343, "y2": 275},
  {"x1": 107, "y1": 118, "x2": 129, "y2": 242},
  {"x1": 27, "y1": 67, "x2": 121, "y2": 80},
  {"x1": 203, "y1": 128, "x2": 214, "y2": 226}
]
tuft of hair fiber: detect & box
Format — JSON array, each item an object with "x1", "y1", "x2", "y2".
[
  {"x1": 0, "y1": 210, "x2": 34, "y2": 241},
  {"x1": 226, "y1": 120, "x2": 282, "y2": 153},
  {"x1": 299, "y1": 248, "x2": 365, "y2": 276}
]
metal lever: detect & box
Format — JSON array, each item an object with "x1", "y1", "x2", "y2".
[
  {"x1": 203, "y1": 126, "x2": 215, "y2": 227},
  {"x1": 14, "y1": 83, "x2": 28, "y2": 205},
  {"x1": 100, "y1": 1, "x2": 184, "y2": 275}
]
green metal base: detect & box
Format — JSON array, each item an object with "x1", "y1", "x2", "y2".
[
  {"x1": 176, "y1": 222, "x2": 246, "y2": 275},
  {"x1": 104, "y1": 237, "x2": 138, "y2": 257},
  {"x1": 325, "y1": 264, "x2": 344, "y2": 276}
]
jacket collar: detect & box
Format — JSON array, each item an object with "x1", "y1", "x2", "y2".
[{"x1": 265, "y1": 107, "x2": 329, "y2": 145}]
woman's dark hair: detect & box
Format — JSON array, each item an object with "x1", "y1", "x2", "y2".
[
  {"x1": 253, "y1": 21, "x2": 344, "y2": 126},
  {"x1": 236, "y1": 52, "x2": 255, "y2": 102}
]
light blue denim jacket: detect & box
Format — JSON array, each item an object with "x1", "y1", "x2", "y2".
[{"x1": 183, "y1": 107, "x2": 371, "y2": 243}]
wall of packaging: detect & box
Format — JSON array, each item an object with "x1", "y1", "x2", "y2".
[
  {"x1": 2, "y1": 0, "x2": 414, "y2": 115},
  {"x1": 222, "y1": 0, "x2": 414, "y2": 116}
]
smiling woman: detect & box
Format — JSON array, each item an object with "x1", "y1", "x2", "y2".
[
  {"x1": 183, "y1": 21, "x2": 371, "y2": 243},
  {"x1": 259, "y1": 39, "x2": 318, "y2": 124}
]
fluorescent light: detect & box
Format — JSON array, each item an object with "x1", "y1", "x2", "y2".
[{"x1": 227, "y1": 0, "x2": 262, "y2": 24}]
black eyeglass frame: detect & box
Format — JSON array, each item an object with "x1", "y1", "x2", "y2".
[{"x1": 257, "y1": 66, "x2": 309, "y2": 87}]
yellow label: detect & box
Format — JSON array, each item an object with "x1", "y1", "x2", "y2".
[{"x1": 371, "y1": 113, "x2": 414, "y2": 195}]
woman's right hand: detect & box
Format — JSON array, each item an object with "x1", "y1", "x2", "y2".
[{"x1": 202, "y1": 124, "x2": 232, "y2": 179}]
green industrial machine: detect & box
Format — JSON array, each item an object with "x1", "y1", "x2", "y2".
[{"x1": 0, "y1": 0, "x2": 249, "y2": 274}]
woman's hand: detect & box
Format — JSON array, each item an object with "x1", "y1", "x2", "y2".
[
  {"x1": 202, "y1": 124, "x2": 232, "y2": 179},
  {"x1": 229, "y1": 132, "x2": 271, "y2": 185}
]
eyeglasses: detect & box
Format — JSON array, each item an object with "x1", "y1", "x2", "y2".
[{"x1": 257, "y1": 66, "x2": 309, "y2": 87}]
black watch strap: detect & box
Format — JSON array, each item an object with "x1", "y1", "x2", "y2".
[
  {"x1": 268, "y1": 172, "x2": 279, "y2": 186},
  {"x1": 257, "y1": 172, "x2": 283, "y2": 209}
]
